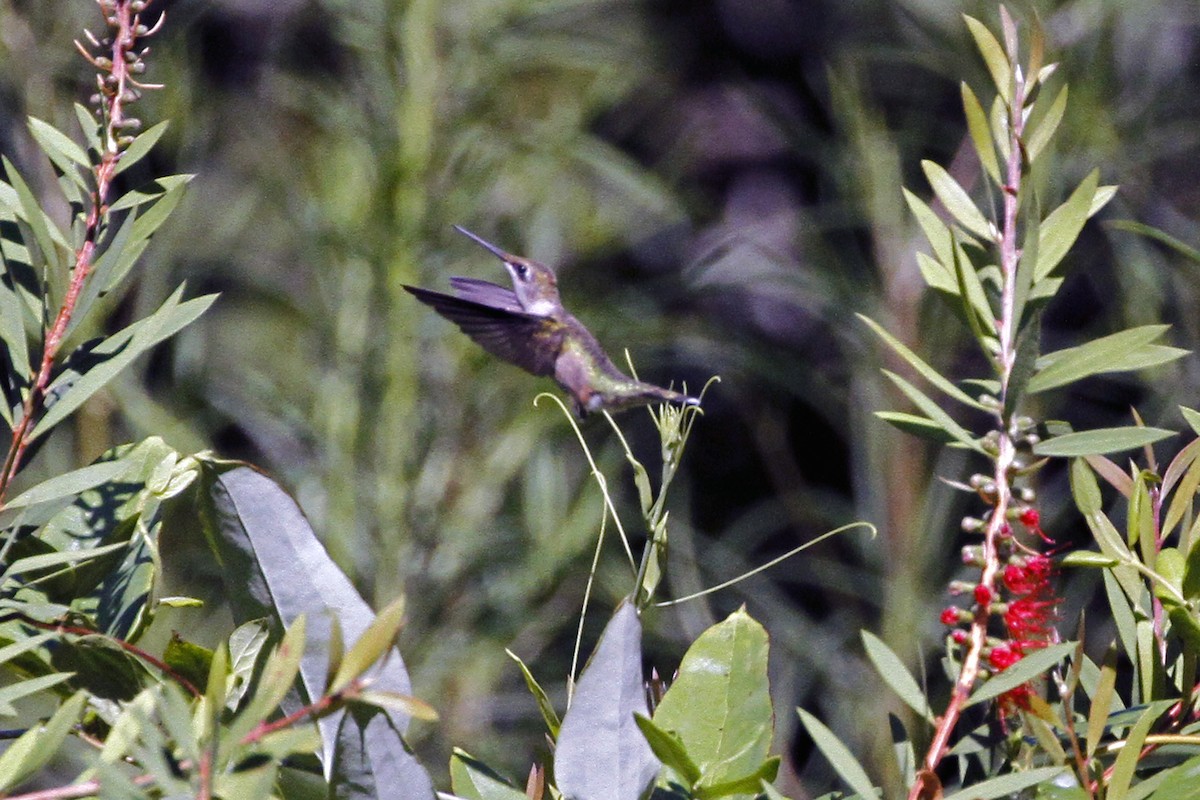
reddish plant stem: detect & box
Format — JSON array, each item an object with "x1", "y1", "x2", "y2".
[
  {"x1": 239, "y1": 685, "x2": 349, "y2": 745},
  {"x1": 910, "y1": 57, "x2": 1030, "y2": 800},
  {"x1": 0, "y1": 0, "x2": 149, "y2": 506},
  {"x1": 2, "y1": 612, "x2": 200, "y2": 698}
]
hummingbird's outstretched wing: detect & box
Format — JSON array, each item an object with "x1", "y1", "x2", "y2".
[
  {"x1": 448, "y1": 277, "x2": 524, "y2": 314},
  {"x1": 404, "y1": 286, "x2": 563, "y2": 377}
]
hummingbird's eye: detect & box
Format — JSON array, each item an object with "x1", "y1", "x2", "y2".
[{"x1": 514, "y1": 263, "x2": 529, "y2": 280}]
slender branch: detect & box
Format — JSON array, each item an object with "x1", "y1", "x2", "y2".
[
  {"x1": 1, "y1": 612, "x2": 201, "y2": 698},
  {"x1": 910, "y1": 38, "x2": 1031, "y2": 800},
  {"x1": 0, "y1": 0, "x2": 160, "y2": 504}
]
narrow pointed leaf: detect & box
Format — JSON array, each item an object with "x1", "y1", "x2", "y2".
[
  {"x1": 0, "y1": 672, "x2": 75, "y2": 716},
  {"x1": 634, "y1": 713, "x2": 702, "y2": 785},
  {"x1": 450, "y1": 750, "x2": 529, "y2": 800},
  {"x1": 1028, "y1": 325, "x2": 1176, "y2": 393},
  {"x1": 961, "y1": 83, "x2": 1000, "y2": 184},
  {"x1": 965, "y1": 642, "x2": 1076, "y2": 706},
  {"x1": 1184, "y1": 406, "x2": 1200, "y2": 436},
  {"x1": 1026, "y1": 85, "x2": 1068, "y2": 163},
  {"x1": 33, "y1": 290, "x2": 217, "y2": 440},
  {"x1": 964, "y1": 15, "x2": 1012, "y2": 102},
  {"x1": 941, "y1": 767, "x2": 1069, "y2": 800},
  {"x1": 858, "y1": 314, "x2": 986, "y2": 409},
  {"x1": 554, "y1": 603, "x2": 659, "y2": 800},
  {"x1": 506, "y1": 648, "x2": 561, "y2": 737},
  {"x1": 0, "y1": 690, "x2": 87, "y2": 792},
  {"x1": 108, "y1": 174, "x2": 192, "y2": 213},
  {"x1": 73, "y1": 103, "x2": 102, "y2": 154},
  {"x1": 1108, "y1": 703, "x2": 1172, "y2": 800},
  {"x1": 882, "y1": 370, "x2": 983, "y2": 452},
  {"x1": 797, "y1": 708, "x2": 878, "y2": 800},
  {"x1": 904, "y1": 189, "x2": 954, "y2": 272},
  {"x1": 113, "y1": 121, "x2": 170, "y2": 175},
  {"x1": 861, "y1": 631, "x2": 932, "y2": 720},
  {"x1": 1148, "y1": 755, "x2": 1200, "y2": 800},
  {"x1": 922, "y1": 160, "x2": 992, "y2": 240},
  {"x1": 3, "y1": 540, "x2": 129, "y2": 578},
  {"x1": 875, "y1": 411, "x2": 957, "y2": 444},
  {"x1": 2, "y1": 156, "x2": 68, "y2": 270},
  {"x1": 1034, "y1": 427, "x2": 1175, "y2": 457},
  {"x1": 4, "y1": 460, "x2": 131, "y2": 509},
  {"x1": 1036, "y1": 169, "x2": 1100, "y2": 280},
  {"x1": 1085, "y1": 645, "x2": 1118, "y2": 760},
  {"x1": 328, "y1": 595, "x2": 407, "y2": 693}
]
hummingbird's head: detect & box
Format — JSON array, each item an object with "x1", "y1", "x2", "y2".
[{"x1": 454, "y1": 225, "x2": 561, "y2": 316}]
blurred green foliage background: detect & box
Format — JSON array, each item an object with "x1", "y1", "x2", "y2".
[{"x1": 2, "y1": 0, "x2": 1199, "y2": 793}]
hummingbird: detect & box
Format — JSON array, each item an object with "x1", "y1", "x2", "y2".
[{"x1": 404, "y1": 226, "x2": 700, "y2": 417}]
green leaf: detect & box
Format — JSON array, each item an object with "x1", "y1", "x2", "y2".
[
  {"x1": 328, "y1": 594, "x2": 407, "y2": 694},
  {"x1": 1026, "y1": 85, "x2": 1068, "y2": 163},
  {"x1": 1108, "y1": 703, "x2": 1172, "y2": 800},
  {"x1": 882, "y1": 371, "x2": 983, "y2": 453},
  {"x1": 0, "y1": 690, "x2": 87, "y2": 792},
  {"x1": 950, "y1": 236, "x2": 997, "y2": 347},
  {"x1": 1167, "y1": 607, "x2": 1200, "y2": 654},
  {"x1": 1069, "y1": 458, "x2": 1103, "y2": 515},
  {"x1": 1184, "y1": 536, "x2": 1200, "y2": 600},
  {"x1": 3, "y1": 540, "x2": 129, "y2": 578},
  {"x1": 1, "y1": 156, "x2": 68, "y2": 271},
  {"x1": 904, "y1": 190, "x2": 955, "y2": 277},
  {"x1": 73, "y1": 103, "x2": 102, "y2": 155},
  {"x1": 1155, "y1": 548, "x2": 1186, "y2": 606},
  {"x1": 228, "y1": 615, "x2": 307, "y2": 745},
  {"x1": 354, "y1": 689, "x2": 437, "y2": 720},
  {"x1": 227, "y1": 618, "x2": 270, "y2": 712},
  {"x1": 33, "y1": 288, "x2": 218, "y2": 440},
  {"x1": 1085, "y1": 645, "x2": 1118, "y2": 760},
  {"x1": 1148, "y1": 754, "x2": 1200, "y2": 800},
  {"x1": 1108, "y1": 219, "x2": 1200, "y2": 265},
  {"x1": 921, "y1": 160, "x2": 992, "y2": 240},
  {"x1": 860, "y1": 631, "x2": 931, "y2": 720},
  {"x1": 653, "y1": 608, "x2": 772, "y2": 784},
  {"x1": 1059, "y1": 551, "x2": 1119, "y2": 569},
  {"x1": 858, "y1": 314, "x2": 986, "y2": 410},
  {"x1": 0, "y1": 672, "x2": 75, "y2": 717},
  {"x1": 963, "y1": 15, "x2": 1012, "y2": 103},
  {"x1": 1034, "y1": 427, "x2": 1175, "y2": 457},
  {"x1": 966, "y1": 642, "x2": 1076, "y2": 707},
  {"x1": 506, "y1": 648, "x2": 561, "y2": 738},
  {"x1": 113, "y1": 120, "x2": 170, "y2": 176},
  {"x1": 942, "y1": 767, "x2": 1070, "y2": 800},
  {"x1": 1036, "y1": 169, "x2": 1100, "y2": 280},
  {"x1": 555, "y1": 603, "x2": 659, "y2": 799},
  {"x1": 634, "y1": 713, "x2": 702, "y2": 786},
  {"x1": 876, "y1": 411, "x2": 958, "y2": 444},
  {"x1": 1091, "y1": 186, "x2": 1118, "y2": 217},
  {"x1": 961, "y1": 82, "x2": 1000, "y2": 184},
  {"x1": 27, "y1": 118, "x2": 89, "y2": 206},
  {"x1": 108, "y1": 174, "x2": 193, "y2": 213},
  {"x1": 4, "y1": 460, "x2": 132, "y2": 509},
  {"x1": 163, "y1": 634, "x2": 214, "y2": 693},
  {"x1": 449, "y1": 750, "x2": 529, "y2": 800},
  {"x1": 1028, "y1": 325, "x2": 1180, "y2": 393},
  {"x1": 695, "y1": 758, "x2": 780, "y2": 799},
  {"x1": 1182, "y1": 406, "x2": 1200, "y2": 436},
  {"x1": 797, "y1": 708, "x2": 878, "y2": 800}
]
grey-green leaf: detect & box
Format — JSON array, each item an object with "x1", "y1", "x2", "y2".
[
  {"x1": 797, "y1": 708, "x2": 878, "y2": 800},
  {"x1": 1028, "y1": 325, "x2": 1181, "y2": 394},
  {"x1": 921, "y1": 160, "x2": 992, "y2": 240},
  {"x1": 1034, "y1": 427, "x2": 1176, "y2": 458},
  {"x1": 1036, "y1": 169, "x2": 1100, "y2": 280}
]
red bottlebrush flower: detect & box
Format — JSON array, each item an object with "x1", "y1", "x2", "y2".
[
  {"x1": 1019, "y1": 508, "x2": 1039, "y2": 527},
  {"x1": 974, "y1": 584, "x2": 993, "y2": 607},
  {"x1": 989, "y1": 644, "x2": 1020, "y2": 670},
  {"x1": 1003, "y1": 554, "x2": 1052, "y2": 594},
  {"x1": 940, "y1": 607, "x2": 961, "y2": 626},
  {"x1": 951, "y1": 629, "x2": 968, "y2": 645}
]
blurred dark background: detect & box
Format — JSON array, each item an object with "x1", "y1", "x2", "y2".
[{"x1": 2, "y1": 0, "x2": 1199, "y2": 794}]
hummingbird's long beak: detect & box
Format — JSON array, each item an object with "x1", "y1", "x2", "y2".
[{"x1": 454, "y1": 225, "x2": 514, "y2": 262}]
